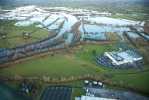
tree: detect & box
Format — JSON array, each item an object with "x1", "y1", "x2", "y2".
[
  {"x1": 84, "y1": 49, "x2": 88, "y2": 53},
  {"x1": 129, "y1": 84, "x2": 133, "y2": 89},
  {"x1": 119, "y1": 81, "x2": 123, "y2": 86},
  {"x1": 92, "y1": 50, "x2": 96, "y2": 55},
  {"x1": 71, "y1": 76, "x2": 75, "y2": 81},
  {"x1": 103, "y1": 79, "x2": 109, "y2": 84},
  {"x1": 43, "y1": 76, "x2": 50, "y2": 83},
  {"x1": 94, "y1": 75, "x2": 101, "y2": 81},
  {"x1": 52, "y1": 78, "x2": 59, "y2": 83}
]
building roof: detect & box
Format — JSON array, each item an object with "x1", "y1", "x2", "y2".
[
  {"x1": 104, "y1": 50, "x2": 142, "y2": 65},
  {"x1": 81, "y1": 96, "x2": 117, "y2": 100}
]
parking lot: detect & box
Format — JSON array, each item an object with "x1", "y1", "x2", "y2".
[
  {"x1": 83, "y1": 87, "x2": 149, "y2": 100},
  {"x1": 40, "y1": 85, "x2": 73, "y2": 100}
]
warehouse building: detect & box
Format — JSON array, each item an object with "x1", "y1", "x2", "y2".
[{"x1": 104, "y1": 49, "x2": 142, "y2": 65}]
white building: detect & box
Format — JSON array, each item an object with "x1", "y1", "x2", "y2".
[
  {"x1": 104, "y1": 50, "x2": 142, "y2": 65},
  {"x1": 75, "y1": 95, "x2": 117, "y2": 100}
]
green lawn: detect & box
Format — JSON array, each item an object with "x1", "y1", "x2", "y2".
[
  {"x1": 0, "y1": 20, "x2": 40, "y2": 31},
  {"x1": 0, "y1": 40, "x2": 6, "y2": 49},
  {"x1": 3, "y1": 30, "x2": 32, "y2": 35},
  {"x1": 0, "y1": 54, "x2": 105, "y2": 78},
  {"x1": 74, "y1": 44, "x2": 149, "y2": 92},
  {"x1": 5, "y1": 37, "x2": 37, "y2": 46},
  {"x1": 0, "y1": 44, "x2": 149, "y2": 93},
  {"x1": 30, "y1": 29, "x2": 51, "y2": 38},
  {"x1": 71, "y1": 88, "x2": 86, "y2": 100},
  {"x1": 74, "y1": 44, "x2": 114, "y2": 63},
  {"x1": 11, "y1": 24, "x2": 41, "y2": 30},
  {"x1": 109, "y1": 14, "x2": 147, "y2": 21},
  {"x1": 111, "y1": 72, "x2": 149, "y2": 92}
]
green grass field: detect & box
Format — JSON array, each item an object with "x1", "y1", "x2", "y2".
[
  {"x1": 0, "y1": 19, "x2": 50, "y2": 49},
  {"x1": 0, "y1": 54, "x2": 105, "y2": 78},
  {"x1": 11, "y1": 24, "x2": 41, "y2": 30},
  {"x1": 5, "y1": 37, "x2": 38, "y2": 46},
  {"x1": 111, "y1": 72, "x2": 149, "y2": 92},
  {"x1": 2, "y1": 30, "x2": 32, "y2": 35},
  {"x1": 109, "y1": 14, "x2": 147, "y2": 21},
  {"x1": 71, "y1": 88, "x2": 86, "y2": 100},
  {"x1": 0, "y1": 40, "x2": 6, "y2": 49},
  {"x1": 0, "y1": 44, "x2": 149, "y2": 92},
  {"x1": 30, "y1": 29, "x2": 51, "y2": 38}
]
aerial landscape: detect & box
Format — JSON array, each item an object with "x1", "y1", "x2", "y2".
[{"x1": 0, "y1": 0, "x2": 149, "y2": 100}]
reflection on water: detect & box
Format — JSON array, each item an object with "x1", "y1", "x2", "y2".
[
  {"x1": 128, "y1": 32, "x2": 140, "y2": 39},
  {"x1": 0, "y1": 6, "x2": 147, "y2": 56},
  {"x1": 141, "y1": 33, "x2": 149, "y2": 39}
]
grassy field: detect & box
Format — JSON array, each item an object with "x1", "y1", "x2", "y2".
[
  {"x1": 0, "y1": 44, "x2": 149, "y2": 92},
  {"x1": 109, "y1": 14, "x2": 147, "y2": 21},
  {"x1": 11, "y1": 24, "x2": 41, "y2": 31},
  {"x1": 30, "y1": 29, "x2": 51, "y2": 38},
  {"x1": 5, "y1": 37, "x2": 38, "y2": 46},
  {"x1": 0, "y1": 54, "x2": 105, "y2": 78},
  {"x1": 0, "y1": 40, "x2": 6, "y2": 49},
  {"x1": 2, "y1": 30, "x2": 32, "y2": 35},
  {"x1": 0, "y1": 19, "x2": 49, "y2": 49},
  {"x1": 0, "y1": 19, "x2": 44, "y2": 47},
  {"x1": 0, "y1": 20, "x2": 40, "y2": 34},
  {"x1": 105, "y1": 33, "x2": 121, "y2": 41},
  {"x1": 71, "y1": 88, "x2": 86, "y2": 100},
  {"x1": 111, "y1": 72, "x2": 149, "y2": 92}
]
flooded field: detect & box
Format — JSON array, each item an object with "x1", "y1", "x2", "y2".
[{"x1": 0, "y1": 5, "x2": 148, "y2": 60}]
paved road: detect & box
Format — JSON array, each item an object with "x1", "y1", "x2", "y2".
[{"x1": 83, "y1": 87, "x2": 149, "y2": 100}]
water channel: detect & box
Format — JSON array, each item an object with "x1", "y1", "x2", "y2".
[{"x1": 0, "y1": 6, "x2": 147, "y2": 62}]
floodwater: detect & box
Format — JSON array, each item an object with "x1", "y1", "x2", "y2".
[
  {"x1": 141, "y1": 33, "x2": 149, "y2": 39},
  {"x1": 0, "y1": 6, "x2": 147, "y2": 56},
  {"x1": 128, "y1": 32, "x2": 140, "y2": 39}
]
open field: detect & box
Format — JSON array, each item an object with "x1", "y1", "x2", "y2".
[
  {"x1": 5, "y1": 37, "x2": 38, "y2": 46},
  {"x1": 0, "y1": 3, "x2": 149, "y2": 99},
  {"x1": 0, "y1": 20, "x2": 44, "y2": 48},
  {"x1": 2, "y1": 30, "x2": 32, "y2": 35},
  {"x1": 30, "y1": 29, "x2": 51, "y2": 38},
  {"x1": 111, "y1": 72, "x2": 149, "y2": 92},
  {"x1": 105, "y1": 33, "x2": 121, "y2": 41},
  {"x1": 0, "y1": 40, "x2": 6, "y2": 49},
  {"x1": 109, "y1": 14, "x2": 147, "y2": 21},
  {"x1": 10, "y1": 24, "x2": 41, "y2": 30},
  {"x1": 0, "y1": 44, "x2": 149, "y2": 92},
  {"x1": 0, "y1": 54, "x2": 105, "y2": 78},
  {"x1": 71, "y1": 88, "x2": 86, "y2": 100}
]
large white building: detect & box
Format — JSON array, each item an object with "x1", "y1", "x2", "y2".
[
  {"x1": 75, "y1": 96, "x2": 117, "y2": 100},
  {"x1": 104, "y1": 49, "x2": 142, "y2": 65}
]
